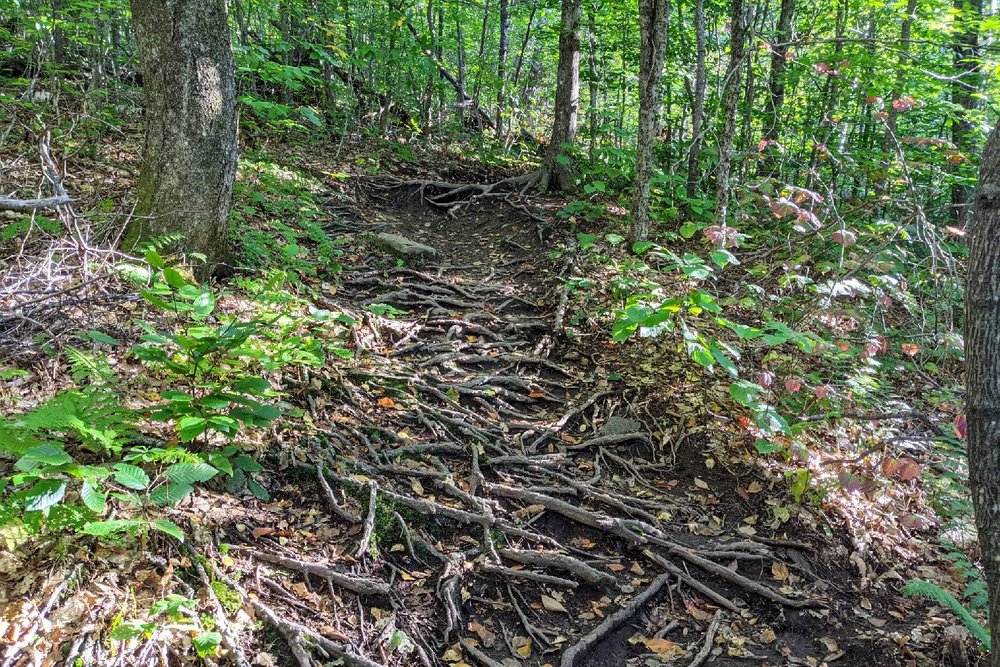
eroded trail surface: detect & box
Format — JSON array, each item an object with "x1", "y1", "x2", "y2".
[{"x1": 218, "y1": 178, "x2": 910, "y2": 667}]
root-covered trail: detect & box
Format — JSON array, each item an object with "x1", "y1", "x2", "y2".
[{"x1": 220, "y1": 179, "x2": 871, "y2": 667}]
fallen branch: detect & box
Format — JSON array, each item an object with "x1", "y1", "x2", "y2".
[
  {"x1": 0, "y1": 194, "x2": 72, "y2": 211},
  {"x1": 687, "y1": 610, "x2": 723, "y2": 667},
  {"x1": 236, "y1": 547, "x2": 390, "y2": 596}
]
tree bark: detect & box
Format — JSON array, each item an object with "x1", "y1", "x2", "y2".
[
  {"x1": 884, "y1": 0, "x2": 918, "y2": 147},
  {"x1": 586, "y1": 4, "x2": 600, "y2": 157},
  {"x1": 630, "y1": 0, "x2": 670, "y2": 241},
  {"x1": 540, "y1": 0, "x2": 582, "y2": 192},
  {"x1": 965, "y1": 125, "x2": 1000, "y2": 666},
  {"x1": 951, "y1": 0, "x2": 982, "y2": 226},
  {"x1": 128, "y1": 0, "x2": 238, "y2": 274},
  {"x1": 496, "y1": 0, "x2": 510, "y2": 135},
  {"x1": 713, "y1": 0, "x2": 748, "y2": 232},
  {"x1": 760, "y1": 0, "x2": 795, "y2": 177},
  {"x1": 684, "y1": 0, "x2": 707, "y2": 202}
]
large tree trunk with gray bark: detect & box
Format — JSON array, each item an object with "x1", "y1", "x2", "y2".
[
  {"x1": 128, "y1": 0, "x2": 238, "y2": 274},
  {"x1": 539, "y1": 0, "x2": 582, "y2": 192},
  {"x1": 630, "y1": 0, "x2": 669, "y2": 241},
  {"x1": 966, "y1": 125, "x2": 1000, "y2": 665}
]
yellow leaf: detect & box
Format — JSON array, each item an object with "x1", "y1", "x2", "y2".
[
  {"x1": 440, "y1": 644, "x2": 462, "y2": 662},
  {"x1": 514, "y1": 636, "x2": 532, "y2": 658},
  {"x1": 771, "y1": 561, "x2": 789, "y2": 581}
]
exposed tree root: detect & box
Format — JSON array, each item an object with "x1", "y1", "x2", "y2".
[{"x1": 559, "y1": 573, "x2": 673, "y2": 667}]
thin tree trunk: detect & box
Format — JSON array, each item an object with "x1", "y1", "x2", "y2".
[
  {"x1": 964, "y1": 125, "x2": 1000, "y2": 666},
  {"x1": 586, "y1": 5, "x2": 599, "y2": 157},
  {"x1": 713, "y1": 0, "x2": 748, "y2": 233},
  {"x1": 684, "y1": 0, "x2": 706, "y2": 202},
  {"x1": 951, "y1": 0, "x2": 982, "y2": 226},
  {"x1": 472, "y1": 0, "x2": 491, "y2": 130},
  {"x1": 496, "y1": 0, "x2": 510, "y2": 135},
  {"x1": 128, "y1": 0, "x2": 238, "y2": 274},
  {"x1": 631, "y1": 0, "x2": 670, "y2": 241},
  {"x1": 884, "y1": 0, "x2": 918, "y2": 147},
  {"x1": 760, "y1": 0, "x2": 794, "y2": 177},
  {"x1": 540, "y1": 0, "x2": 582, "y2": 191}
]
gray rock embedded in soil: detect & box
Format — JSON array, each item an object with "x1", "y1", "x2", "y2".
[
  {"x1": 599, "y1": 417, "x2": 644, "y2": 436},
  {"x1": 373, "y1": 232, "x2": 439, "y2": 261}
]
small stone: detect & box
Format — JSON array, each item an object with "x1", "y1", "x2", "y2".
[{"x1": 373, "y1": 232, "x2": 439, "y2": 260}]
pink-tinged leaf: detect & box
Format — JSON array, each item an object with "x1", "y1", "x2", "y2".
[
  {"x1": 901, "y1": 343, "x2": 919, "y2": 356},
  {"x1": 900, "y1": 513, "x2": 928, "y2": 530},
  {"x1": 784, "y1": 377, "x2": 802, "y2": 393},
  {"x1": 837, "y1": 471, "x2": 864, "y2": 493},
  {"x1": 814, "y1": 384, "x2": 831, "y2": 399},
  {"x1": 831, "y1": 229, "x2": 857, "y2": 246},
  {"x1": 860, "y1": 339, "x2": 883, "y2": 360},
  {"x1": 759, "y1": 371, "x2": 775, "y2": 388},
  {"x1": 898, "y1": 458, "x2": 921, "y2": 482},
  {"x1": 954, "y1": 414, "x2": 967, "y2": 440},
  {"x1": 882, "y1": 458, "x2": 902, "y2": 476},
  {"x1": 892, "y1": 96, "x2": 916, "y2": 112},
  {"x1": 880, "y1": 295, "x2": 893, "y2": 308}
]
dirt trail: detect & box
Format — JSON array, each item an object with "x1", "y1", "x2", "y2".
[{"x1": 212, "y1": 178, "x2": 916, "y2": 667}]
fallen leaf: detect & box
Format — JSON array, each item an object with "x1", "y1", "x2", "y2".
[
  {"x1": 607, "y1": 563, "x2": 626, "y2": 572},
  {"x1": 694, "y1": 477, "x2": 710, "y2": 490},
  {"x1": 541, "y1": 595, "x2": 567, "y2": 613},
  {"x1": 513, "y1": 636, "x2": 532, "y2": 658},
  {"x1": 771, "y1": 562, "x2": 790, "y2": 581},
  {"x1": 643, "y1": 637, "x2": 683, "y2": 658},
  {"x1": 441, "y1": 644, "x2": 462, "y2": 662},
  {"x1": 377, "y1": 397, "x2": 396, "y2": 409},
  {"x1": 819, "y1": 637, "x2": 839, "y2": 652}
]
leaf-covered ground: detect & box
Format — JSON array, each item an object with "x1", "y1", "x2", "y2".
[{"x1": 0, "y1": 132, "x2": 983, "y2": 666}]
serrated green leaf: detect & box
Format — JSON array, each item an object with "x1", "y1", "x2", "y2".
[
  {"x1": 247, "y1": 477, "x2": 269, "y2": 501},
  {"x1": 80, "y1": 480, "x2": 107, "y2": 513},
  {"x1": 165, "y1": 462, "x2": 218, "y2": 485},
  {"x1": 193, "y1": 631, "x2": 222, "y2": 657},
  {"x1": 150, "y1": 519, "x2": 185, "y2": 542},
  {"x1": 24, "y1": 479, "x2": 66, "y2": 512},
  {"x1": 232, "y1": 456, "x2": 263, "y2": 472},
  {"x1": 149, "y1": 482, "x2": 194, "y2": 506},
  {"x1": 113, "y1": 463, "x2": 150, "y2": 490},
  {"x1": 82, "y1": 518, "x2": 144, "y2": 537}
]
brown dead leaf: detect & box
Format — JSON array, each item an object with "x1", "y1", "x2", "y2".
[
  {"x1": 541, "y1": 595, "x2": 567, "y2": 613},
  {"x1": 771, "y1": 562, "x2": 790, "y2": 581},
  {"x1": 643, "y1": 637, "x2": 684, "y2": 659},
  {"x1": 607, "y1": 563, "x2": 626, "y2": 572},
  {"x1": 684, "y1": 601, "x2": 713, "y2": 621},
  {"x1": 513, "y1": 636, "x2": 532, "y2": 658},
  {"x1": 694, "y1": 477, "x2": 710, "y2": 490},
  {"x1": 377, "y1": 397, "x2": 396, "y2": 409}
]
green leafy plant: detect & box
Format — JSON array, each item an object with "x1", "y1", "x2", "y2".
[{"x1": 903, "y1": 579, "x2": 990, "y2": 651}]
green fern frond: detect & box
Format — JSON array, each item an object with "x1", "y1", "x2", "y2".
[{"x1": 904, "y1": 579, "x2": 991, "y2": 650}]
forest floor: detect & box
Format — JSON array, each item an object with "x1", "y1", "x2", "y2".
[{"x1": 0, "y1": 132, "x2": 981, "y2": 667}]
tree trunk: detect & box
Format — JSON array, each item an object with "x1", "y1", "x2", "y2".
[
  {"x1": 760, "y1": 0, "x2": 794, "y2": 177},
  {"x1": 951, "y1": 0, "x2": 982, "y2": 226},
  {"x1": 496, "y1": 0, "x2": 510, "y2": 136},
  {"x1": 128, "y1": 0, "x2": 238, "y2": 274},
  {"x1": 540, "y1": 0, "x2": 582, "y2": 192},
  {"x1": 631, "y1": 0, "x2": 670, "y2": 241},
  {"x1": 713, "y1": 0, "x2": 748, "y2": 232},
  {"x1": 684, "y1": 0, "x2": 706, "y2": 202},
  {"x1": 964, "y1": 125, "x2": 1000, "y2": 666},
  {"x1": 586, "y1": 5, "x2": 599, "y2": 157},
  {"x1": 884, "y1": 0, "x2": 918, "y2": 147}
]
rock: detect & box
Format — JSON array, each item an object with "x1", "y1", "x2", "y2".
[
  {"x1": 373, "y1": 232, "x2": 438, "y2": 261},
  {"x1": 599, "y1": 417, "x2": 644, "y2": 436}
]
